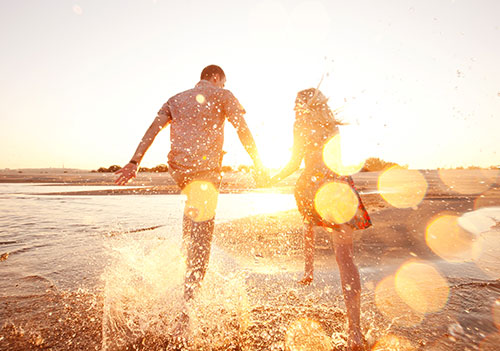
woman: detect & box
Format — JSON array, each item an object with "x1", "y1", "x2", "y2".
[{"x1": 270, "y1": 88, "x2": 371, "y2": 350}]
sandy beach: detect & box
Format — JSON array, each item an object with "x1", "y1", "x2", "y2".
[{"x1": 1, "y1": 169, "x2": 499, "y2": 350}]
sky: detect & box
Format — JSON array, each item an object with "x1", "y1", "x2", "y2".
[{"x1": 1, "y1": 0, "x2": 499, "y2": 170}]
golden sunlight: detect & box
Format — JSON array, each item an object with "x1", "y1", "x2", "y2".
[
  {"x1": 182, "y1": 180, "x2": 219, "y2": 222},
  {"x1": 378, "y1": 166, "x2": 427, "y2": 208},
  {"x1": 322, "y1": 134, "x2": 365, "y2": 176},
  {"x1": 253, "y1": 125, "x2": 293, "y2": 170},
  {"x1": 284, "y1": 318, "x2": 333, "y2": 351},
  {"x1": 260, "y1": 149, "x2": 291, "y2": 170}
]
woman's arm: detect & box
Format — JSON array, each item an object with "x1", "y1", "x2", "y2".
[{"x1": 270, "y1": 129, "x2": 305, "y2": 184}]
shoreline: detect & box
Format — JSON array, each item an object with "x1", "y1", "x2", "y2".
[{"x1": 1, "y1": 171, "x2": 500, "y2": 350}]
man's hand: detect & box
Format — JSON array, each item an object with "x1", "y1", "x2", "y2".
[
  {"x1": 253, "y1": 166, "x2": 271, "y2": 187},
  {"x1": 114, "y1": 163, "x2": 138, "y2": 185}
]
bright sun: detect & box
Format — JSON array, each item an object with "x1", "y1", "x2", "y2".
[{"x1": 260, "y1": 145, "x2": 292, "y2": 170}]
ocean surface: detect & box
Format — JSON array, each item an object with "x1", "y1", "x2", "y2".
[
  {"x1": 0, "y1": 183, "x2": 297, "y2": 294},
  {"x1": 1, "y1": 181, "x2": 500, "y2": 350}
]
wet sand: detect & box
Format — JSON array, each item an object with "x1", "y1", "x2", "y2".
[
  {"x1": 1, "y1": 170, "x2": 500, "y2": 350},
  {"x1": 0, "y1": 170, "x2": 264, "y2": 194}
]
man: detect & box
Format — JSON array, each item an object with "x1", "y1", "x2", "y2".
[{"x1": 115, "y1": 65, "x2": 266, "y2": 304}]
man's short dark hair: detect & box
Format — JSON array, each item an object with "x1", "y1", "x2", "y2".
[{"x1": 200, "y1": 65, "x2": 225, "y2": 81}]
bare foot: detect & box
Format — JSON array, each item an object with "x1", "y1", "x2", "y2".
[
  {"x1": 298, "y1": 275, "x2": 313, "y2": 286},
  {"x1": 347, "y1": 330, "x2": 366, "y2": 351},
  {"x1": 170, "y1": 311, "x2": 189, "y2": 349}
]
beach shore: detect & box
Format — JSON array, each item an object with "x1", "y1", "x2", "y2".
[{"x1": 1, "y1": 169, "x2": 499, "y2": 350}]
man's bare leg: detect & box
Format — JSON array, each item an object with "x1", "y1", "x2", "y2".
[
  {"x1": 333, "y1": 225, "x2": 364, "y2": 350},
  {"x1": 184, "y1": 218, "x2": 214, "y2": 301},
  {"x1": 299, "y1": 223, "x2": 315, "y2": 285},
  {"x1": 172, "y1": 216, "x2": 214, "y2": 346}
]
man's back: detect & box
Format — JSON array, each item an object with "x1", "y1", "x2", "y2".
[{"x1": 160, "y1": 80, "x2": 245, "y2": 173}]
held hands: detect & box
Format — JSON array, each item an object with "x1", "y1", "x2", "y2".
[
  {"x1": 252, "y1": 165, "x2": 271, "y2": 188},
  {"x1": 114, "y1": 162, "x2": 138, "y2": 185}
]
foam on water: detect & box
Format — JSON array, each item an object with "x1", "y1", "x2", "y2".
[
  {"x1": 101, "y1": 230, "x2": 251, "y2": 350},
  {"x1": 458, "y1": 206, "x2": 500, "y2": 236}
]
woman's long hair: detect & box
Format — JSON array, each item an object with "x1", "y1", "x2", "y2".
[{"x1": 294, "y1": 88, "x2": 344, "y2": 127}]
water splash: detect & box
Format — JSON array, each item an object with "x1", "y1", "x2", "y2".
[
  {"x1": 101, "y1": 234, "x2": 185, "y2": 350},
  {"x1": 101, "y1": 230, "x2": 250, "y2": 350}
]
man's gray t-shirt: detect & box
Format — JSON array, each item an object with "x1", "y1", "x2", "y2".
[{"x1": 158, "y1": 80, "x2": 246, "y2": 174}]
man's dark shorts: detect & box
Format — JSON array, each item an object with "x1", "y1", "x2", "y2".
[{"x1": 169, "y1": 166, "x2": 222, "y2": 191}]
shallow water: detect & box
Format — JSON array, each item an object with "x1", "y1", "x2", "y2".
[
  {"x1": 1, "y1": 182, "x2": 500, "y2": 350},
  {"x1": 0, "y1": 183, "x2": 297, "y2": 294}
]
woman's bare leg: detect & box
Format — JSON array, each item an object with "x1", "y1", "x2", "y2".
[
  {"x1": 333, "y1": 225, "x2": 364, "y2": 350},
  {"x1": 299, "y1": 223, "x2": 315, "y2": 285}
]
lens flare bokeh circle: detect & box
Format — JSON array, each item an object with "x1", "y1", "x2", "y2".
[
  {"x1": 438, "y1": 169, "x2": 499, "y2": 195},
  {"x1": 378, "y1": 166, "x2": 428, "y2": 208},
  {"x1": 182, "y1": 180, "x2": 219, "y2": 222},
  {"x1": 314, "y1": 181, "x2": 359, "y2": 224},
  {"x1": 425, "y1": 214, "x2": 482, "y2": 262},
  {"x1": 196, "y1": 94, "x2": 206, "y2": 104},
  {"x1": 322, "y1": 134, "x2": 365, "y2": 176},
  {"x1": 374, "y1": 275, "x2": 424, "y2": 327},
  {"x1": 394, "y1": 261, "x2": 449, "y2": 315}
]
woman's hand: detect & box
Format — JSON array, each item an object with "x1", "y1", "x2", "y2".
[
  {"x1": 253, "y1": 166, "x2": 271, "y2": 187},
  {"x1": 114, "y1": 163, "x2": 138, "y2": 185}
]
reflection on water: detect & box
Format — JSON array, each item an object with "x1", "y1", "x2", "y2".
[
  {"x1": 0, "y1": 184, "x2": 297, "y2": 294},
  {"x1": 1, "y1": 182, "x2": 500, "y2": 350}
]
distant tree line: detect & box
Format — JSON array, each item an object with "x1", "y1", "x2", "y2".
[
  {"x1": 93, "y1": 159, "x2": 399, "y2": 174},
  {"x1": 437, "y1": 165, "x2": 499, "y2": 170},
  {"x1": 361, "y1": 157, "x2": 404, "y2": 172},
  {"x1": 93, "y1": 159, "x2": 498, "y2": 174},
  {"x1": 93, "y1": 164, "x2": 169, "y2": 173}
]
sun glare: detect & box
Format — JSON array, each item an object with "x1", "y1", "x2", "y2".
[
  {"x1": 322, "y1": 134, "x2": 365, "y2": 176},
  {"x1": 260, "y1": 148, "x2": 291, "y2": 170}
]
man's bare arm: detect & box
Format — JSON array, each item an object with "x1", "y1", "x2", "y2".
[
  {"x1": 270, "y1": 131, "x2": 305, "y2": 184},
  {"x1": 231, "y1": 116, "x2": 271, "y2": 186},
  {"x1": 115, "y1": 114, "x2": 170, "y2": 185},
  {"x1": 233, "y1": 117, "x2": 264, "y2": 168}
]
